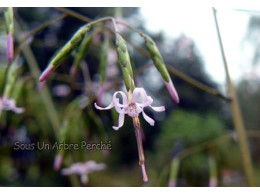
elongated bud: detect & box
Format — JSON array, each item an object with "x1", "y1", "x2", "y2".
[
  {"x1": 168, "y1": 157, "x2": 180, "y2": 187},
  {"x1": 164, "y1": 80, "x2": 179, "y2": 103},
  {"x1": 39, "y1": 24, "x2": 92, "y2": 82},
  {"x1": 4, "y1": 8, "x2": 14, "y2": 62},
  {"x1": 54, "y1": 154, "x2": 63, "y2": 171},
  {"x1": 4, "y1": 63, "x2": 20, "y2": 98},
  {"x1": 7, "y1": 33, "x2": 14, "y2": 62},
  {"x1": 70, "y1": 33, "x2": 92, "y2": 76},
  {"x1": 142, "y1": 34, "x2": 179, "y2": 103},
  {"x1": 115, "y1": 32, "x2": 135, "y2": 91},
  {"x1": 39, "y1": 67, "x2": 53, "y2": 82}
]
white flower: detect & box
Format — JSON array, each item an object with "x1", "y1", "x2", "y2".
[{"x1": 94, "y1": 87, "x2": 165, "y2": 130}]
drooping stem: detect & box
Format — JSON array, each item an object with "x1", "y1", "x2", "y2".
[{"x1": 212, "y1": 7, "x2": 255, "y2": 187}]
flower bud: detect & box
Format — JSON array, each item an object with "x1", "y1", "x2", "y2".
[
  {"x1": 70, "y1": 33, "x2": 92, "y2": 76},
  {"x1": 115, "y1": 32, "x2": 135, "y2": 91},
  {"x1": 142, "y1": 34, "x2": 179, "y2": 103},
  {"x1": 39, "y1": 24, "x2": 92, "y2": 82}
]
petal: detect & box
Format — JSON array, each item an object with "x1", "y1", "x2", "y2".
[
  {"x1": 113, "y1": 113, "x2": 125, "y2": 130},
  {"x1": 132, "y1": 88, "x2": 153, "y2": 107},
  {"x1": 142, "y1": 111, "x2": 155, "y2": 126},
  {"x1": 94, "y1": 101, "x2": 114, "y2": 110},
  {"x1": 12, "y1": 107, "x2": 25, "y2": 114},
  {"x1": 131, "y1": 88, "x2": 142, "y2": 103},
  {"x1": 150, "y1": 106, "x2": 165, "y2": 112},
  {"x1": 112, "y1": 91, "x2": 128, "y2": 108}
]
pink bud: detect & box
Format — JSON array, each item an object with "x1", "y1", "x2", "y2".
[
  {"x1": 164, "y1": 80, "x2": 179, "y2": 104},
  {"x1": 54, "y1": 154, "x2": 63, "y2": 171},
  {"x1": 7, "y1": 33, "x2": 14, "y2": 62},
  {"x1": 39, "y1": 67, "x2": 54, "y2": 82},
  {"x1": 141, "y1": 164, "x2": 148, "y2": 182}
]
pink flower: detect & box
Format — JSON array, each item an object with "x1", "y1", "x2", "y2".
[
  {"x1": 94, "y1": 88, "x2": 165, "y2": 130},
  {"x1": 52, "y1": 84, "x2": 71, "y2": 97},
  {"x1": 61, "y1": 160, "x2": 106, "y2": 185},
  {"x1": 0, "y1": 96, "x2": 25, "y2": 114}
]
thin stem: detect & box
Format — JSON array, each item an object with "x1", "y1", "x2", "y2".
[
  {"x1": 54, "y1": 7, "x2": 229, "y2": 101},
  {"x1": 175, "y1": 130, "x2": 260, "y2": 160},
  {"x1": 213, "y1": 7, "x2": 255, "y2": 187},
  {"x1": 15, "y1": 19, "x2": 60, "y2": 137},
  {"x1": 18, "y1": 13, "x2": 67, "y2": 44}
]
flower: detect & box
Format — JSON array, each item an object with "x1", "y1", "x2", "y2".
[
  {"x1": 61, "y1": 160, "x2": 106, "y2": 185},
  {"x1": 94, "y1": 88, "x2": 165, "y2": 130},
  {"x1": 0, "y1": 96, "x2": 25, "y2": 114}
]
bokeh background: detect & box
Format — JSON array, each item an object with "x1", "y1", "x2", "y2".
[{"x1": 0, "y1": 7, "x2": 260, "y2": 187}]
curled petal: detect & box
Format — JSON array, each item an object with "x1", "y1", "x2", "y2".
[
  {"x1": 142, "y1": 111, "x2": 155, "y2": 126},
  {"x1": 94, "y1": 102, "x2": 114, "y2": 110},
  {"x1": 12, "y1": 107, "x2": 25, "y2": 114},
  {"x1": 113, "y1": 113, "x2": 125, "y2": 130},
  {"x1": 150, "y1": 106, "x2": 165, "y2": 112},
  {"x1": 112, "y1": 91, "x2": 128, "y2": 108},
  {"x1": 132, "y1": 88, "x2": 153, "y2": 107}
]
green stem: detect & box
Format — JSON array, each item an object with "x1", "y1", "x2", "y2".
[{"x1": 213, "y1": 7, "x2": 255, "y2": 187}]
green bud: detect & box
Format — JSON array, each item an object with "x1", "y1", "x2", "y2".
[
  {"x1": 70, "y1": 33, "x2": 92, "y2": 76},
  {"x1": 115, "y1": 32, "x2": 135, "y2": 91},
  {"x1": 4, "y1": 63, "x2": 21, "y2": 98},
  {"x1": 99, "y1": 35, "x2": 109, "y2": 84},
  {"x1": 142, "y1": 34, "x2": 171, "y2": 83},
  {"x1": 39, "y1": 24, "x2": 92, "y2": 82},
  {"x1": 49, "y1": 24, "x2": 92, "y2": 69},
  {"x1": 4, "y1": 7, "x2": 14, "y2": 35}
]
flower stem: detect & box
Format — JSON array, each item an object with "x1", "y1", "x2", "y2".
[{"x1": 133, "y1": 116, "x2": 148, "y2": 182}]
